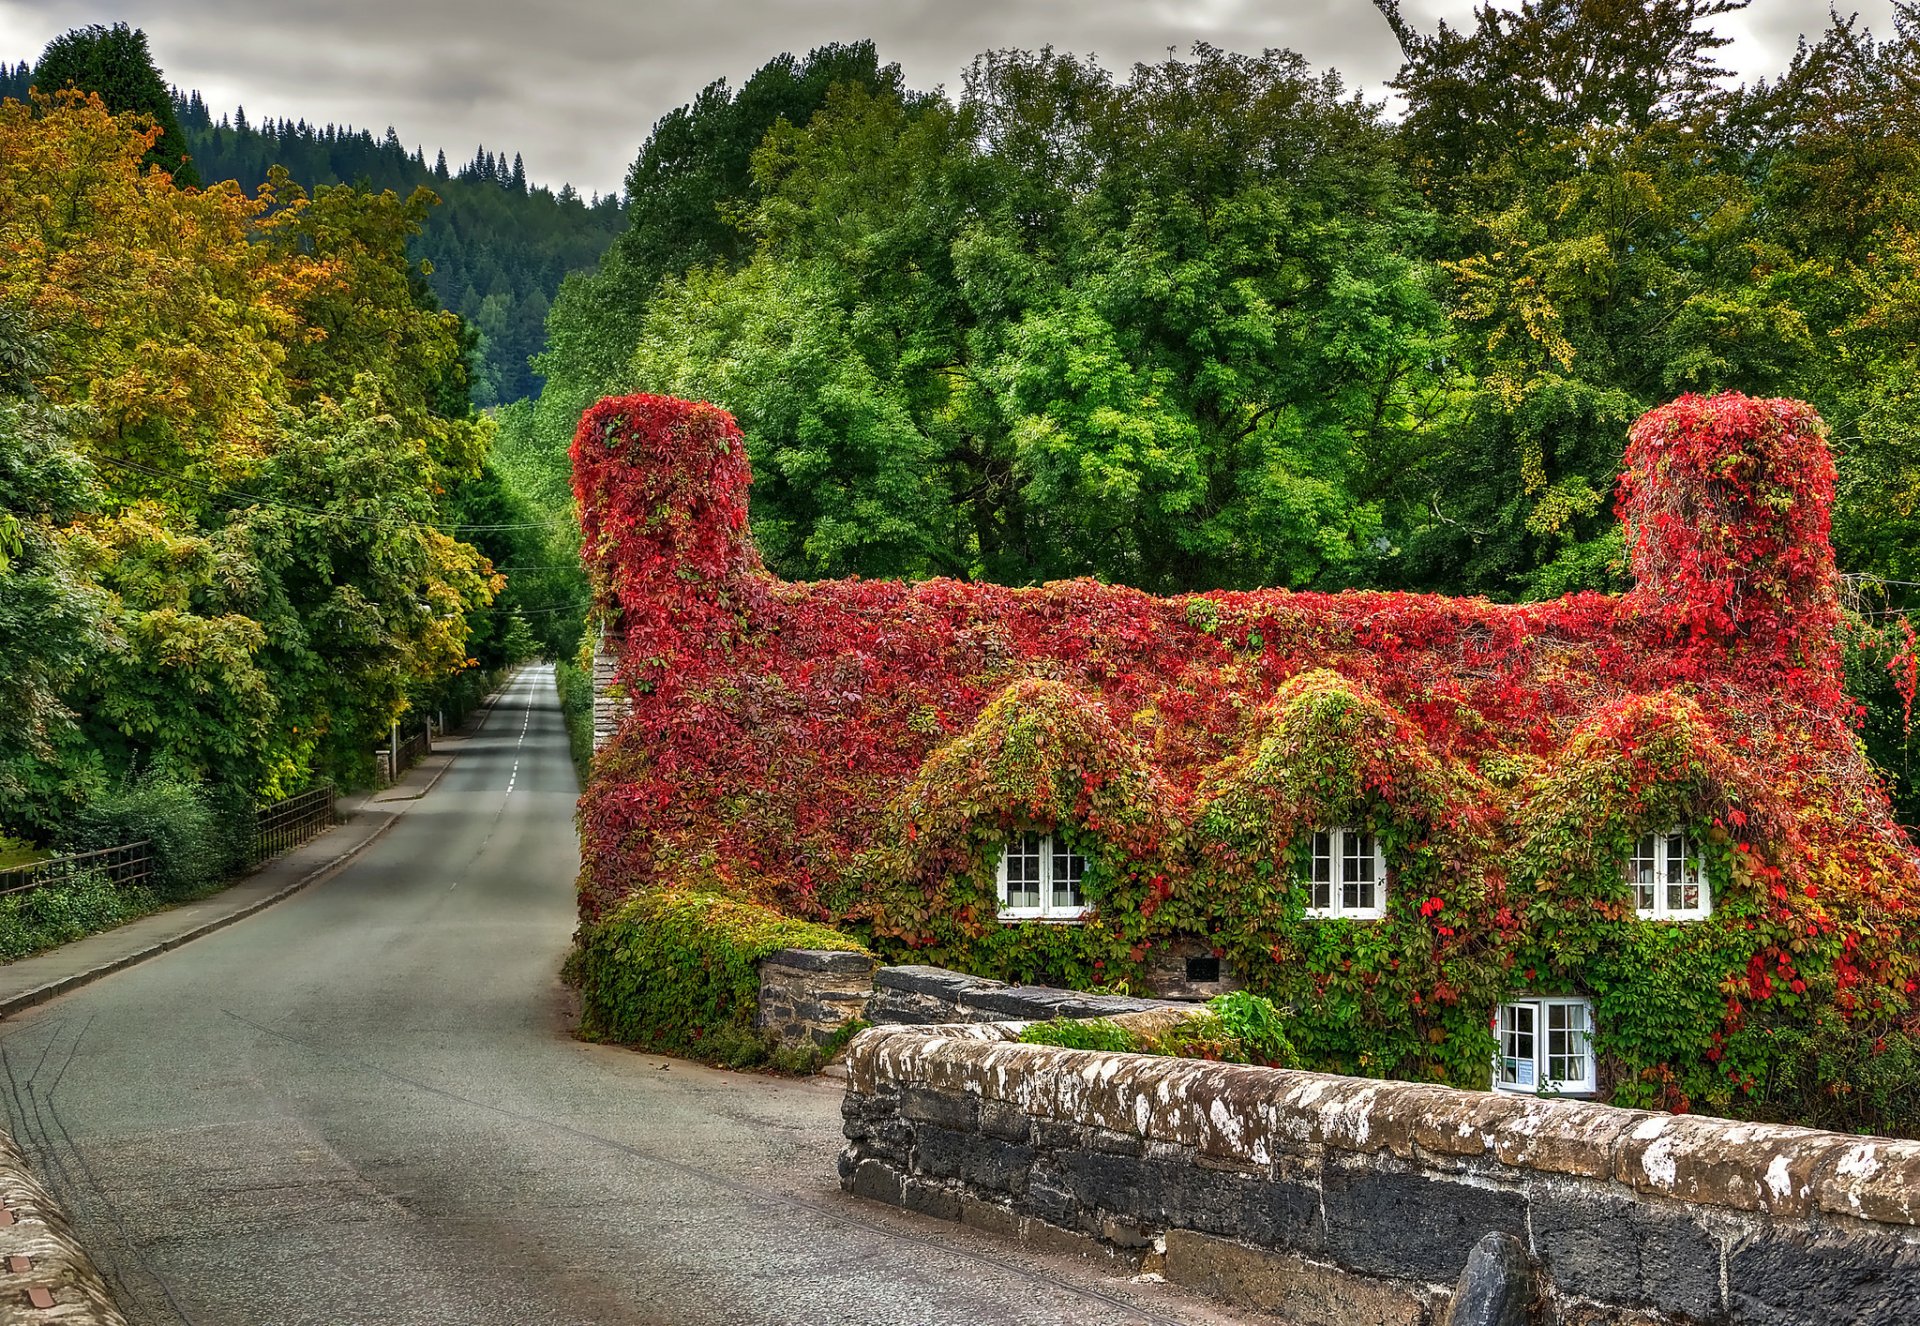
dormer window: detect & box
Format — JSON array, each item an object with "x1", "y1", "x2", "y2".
[
  {"x1": 1494, "y1": 997, "x2": 1596, "y2": 1096},
  {"x1": 1303, "y1": 827, "x2": 1385, "y2": 919},
  {"x1": 1626, "y1": 830, "x2": 1710, "y2": 920},
  {"x1": 997, "y1": 830, "x2": 1088, "y2": 922}
]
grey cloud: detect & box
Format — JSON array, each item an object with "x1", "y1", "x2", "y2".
[{"x1": 0, "y1": 0, "x2": 1900, "y2": 195}]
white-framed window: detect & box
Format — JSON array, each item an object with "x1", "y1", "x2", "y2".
[
  {"x1": 1625, "y1": 829, "x2": 1710, "y2": 921},
  {"x1": 1302, "y1": 827, "x2": 1386, "y2": 919},
  {"x1": 996, "y1": 830, "x2": 1088, "y2": 922},
  {"x1": 1493, "y1": 997, "x2": 1596, "y2": 1096}
]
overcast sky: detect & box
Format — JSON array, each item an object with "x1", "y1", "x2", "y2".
[{"x1": 0, "y1": 0, "x2": 1894, "y2": 197}]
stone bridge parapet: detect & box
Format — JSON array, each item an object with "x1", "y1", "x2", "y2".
[{"x1": 839, "y1": 1022, "x2": 1920, "y2": 1325}]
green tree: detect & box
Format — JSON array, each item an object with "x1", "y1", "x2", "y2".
[
  {"x1": 33, "y1": 23, "x2": 198, "y2": 185},
  {"x1": 627, "y1": 47, "x2": 1446, "y2": 591},
  {"x1": 1374, "y1": 0, "x2": 1811, "y2": 598},
  {"x1": 0, "y1": 305, "x2": 106, "y2": 831},
  {"x1": 528, "y1": 43, "x2": 907, "y2": 482}
]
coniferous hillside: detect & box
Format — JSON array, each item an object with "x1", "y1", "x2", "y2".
[{"x1": 0, "y1": 60, "x2": 622, "y2": 405}]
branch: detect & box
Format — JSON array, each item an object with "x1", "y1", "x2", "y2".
[{"x1": 1371, "y1": 0, "x2": 1418, "y2": 63}]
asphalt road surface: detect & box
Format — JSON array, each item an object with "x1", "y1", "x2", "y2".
[{"x1": 0, "y1": 666, "x2": 1253, "y2": 1326}]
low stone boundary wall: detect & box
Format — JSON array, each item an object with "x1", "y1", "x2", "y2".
[
  {"x1": 866, "y1": 964, "x2": 1179, "y2": 1026},
  {"x1": 839, "y1": 1022, "x2": 1920, "y2": 1325},
  {"x1": 756, "y1": 948, "x2": 877, "y2": 1049},
  {"x1": 0, "y1": 1133, "x2": 126, "y2": 1323}
]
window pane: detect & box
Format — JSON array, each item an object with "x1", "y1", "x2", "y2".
[
  {"x1": 1051, "y1": 838, "x2": 1086, "y2": 911},
  {"x1": 1629, "y1": 834, "x2": 1656, "y2": 912},
  {"x1": 1675, "y1": 832, "x2": 1702, "y2": 912},
  {"x1": 1499, "y1": 1004, "x2": 1536, "y2": 1087},
  {"x1": 1309, "y1": 831, "x2": 1332, "y2": 910},
  {"x1": 1343, "y1": 830, "x2": 1376, "y2": 911},
  {"x1": 1004, "y1": 831, "x2": 1042, "y2": 909},
  {"x1": 1546, "y1": 1001, "x2": 1591, "y2": 1087}
]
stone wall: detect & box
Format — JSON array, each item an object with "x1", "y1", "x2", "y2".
[
  {"x1": 866, "y1": 964, "x2": 1180, "y2": 1027},
  {"x1": 839, "y1": 1022, "x2": 1920, "y2": 1326},
  {"x1": 756, "y1": 949, "x2": 878, "y2": 1050},
  {"x1": 0, "y1": 1132, "x2": 127, "y2": 1324},
  {"x1": 591, "y1": 644, "x2": 631, "y2": 755}
]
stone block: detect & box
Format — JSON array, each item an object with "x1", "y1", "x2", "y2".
[
  {"x1": 1321, "y1": 1159, "x2": 1528, "y2": 1284},
  {"x1": 1615, "y1": 1114, "x2": 1838, "y2": 1218},
  {"x1": 1087, "y1": 1127, "x2": 1146, "y2": 1157},
  {"x1": 1033, "y1": 1119, "x2": 1081, "y2": 1152},
  {"x1": 1527, "y1": 1181, "x2": 1720, "y2": 1319},
  {"x1": 1230, "y1": 1169, "x2": 1327, "y2": 1252},
  {"x1": 960, "y1": 1194, "x2": 1020, "y2": 1238},
  {"x1": 901, "y1": 1087, "x2": 977, "y2": 1131},
  {"x1": 979, "y1": 1100, "x2": 1031, "y2": 1144},
  {"x1": 1814, "y1": 1137, "x2": 1920, "y2": 1227},
  {"x1": 1726, "y1": 1221, "x2": 1920, "y2": 1326},
  {"x1": 903, "y1": 1180, "x2": 963, "y2": 1222},
  {"x1": 911, "y1": 1126, "x2": 1033, "y2": 1196},
  {"x1": 1163, "y1": 1229, "x2": 1428, "y2": 1326},
  {"x1": 1485, "y1": 1096, "x2": 1640, "y2": 1180},
  {"x1": 1441, "y1": 1231, "x2": 1534, "y2": 1326},
  {"x1": 1020, "y1": 1214, "x2": 1137, "y2": 1267},
  {"x1": 1060, "y1": 1150, "x2": 1161, "y2": 1215},
  {"x1": 764, "y1": 948, "x2": 877, "y2": 976},
  {"x1": 1019, "y1": 1176, "x2": 1083, "y2": 1231},
  {"x1": 847, "y1": 1159, "x2": 905, "y2": 1207}
]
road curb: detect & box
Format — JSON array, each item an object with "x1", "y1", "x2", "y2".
[{"x1": 0, "y1": 677, "x2": 507, "y2": 1022}]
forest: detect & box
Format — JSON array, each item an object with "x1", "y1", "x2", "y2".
[{"x1": 3, "y1": 1, "x2": 1920, "y2": 880}]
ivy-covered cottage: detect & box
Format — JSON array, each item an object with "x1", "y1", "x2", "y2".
[{"x1": 573, "y1": 391, "x2": 1920, "y2": 1132}]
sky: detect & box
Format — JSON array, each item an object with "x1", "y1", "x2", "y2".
[{"x1": 0, "y1": 0, "x2": 1896, "y2": 197}]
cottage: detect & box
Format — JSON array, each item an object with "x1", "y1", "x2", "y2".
[{"x1": 574, "y1": 391, "x2": 1919, "y2": 1126}]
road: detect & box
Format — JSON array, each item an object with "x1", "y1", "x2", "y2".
[{"x1": 0, "y1": 665, "x2": 1251, "y2": 1326}]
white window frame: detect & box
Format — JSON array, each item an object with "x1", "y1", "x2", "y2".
[
  {"x1": 1493, "y1": 997, "x2": 1597, "y2": 1096},
  {"x1": 996, "y1": 830, "x2": 1089, "y2": 922},
  {"x1": 1625, "y1": 828, "x2": 1711, "y2": 921},
  {"x1": 1301, "y1": 826, "x2": 1386, "y2": 920}
]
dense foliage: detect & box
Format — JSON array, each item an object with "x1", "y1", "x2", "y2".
[
  {"x1": 518, "y1": 5, "x2": 1920, "y2": 818},
  {"x1": 1019, "y1": 992, "x2": 1301, "y2": 1066},
  {"x1": 576, "y1": 389, "x2": 1920, "y2": 1133},
  {"x1": 571, "y1": 888, "x2": 868, "y2": 1066},
  {"x1": 0, "y1": 87, "x2": 508, "y2": 834}
]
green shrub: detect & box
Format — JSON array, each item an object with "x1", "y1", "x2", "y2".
[
  {"x1": 61, "y1": 771, "x2": 229, "y2": 897},
  {"x1": 1018, "y1": 993, "x2": 1299, "y2": 1066},
  {"x1": 571, "y1": 890, "x2": 869, "y2": 1065},
  {"x1": 0, "y1": 870, "x2": 150, "y2": 961},
  {"x1": 1205, "y1": 990, "x2": 1300, "y2": 1067},
  {"x1": 554, "y1": 659, "x2": 596, "y2": 783},
  {"x1": 1018, "y1": 1017, "x2": 1141, "y2": 1053}
]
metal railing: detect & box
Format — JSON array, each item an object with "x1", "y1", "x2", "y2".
[
  {"x1": 393, "y1": 730, "x2": 428, "y2": 775},
  {"x1": 0, "y1": 840, "x2": 153, "y2": 897},
  {"x1": 252, "y1": 782, "x2": 336, "y2": 865}
]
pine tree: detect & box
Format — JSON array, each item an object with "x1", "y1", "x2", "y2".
[
  {"x1": 511, "y1": 152, "x2": 527, "y2": 194},
  {"x1": 33, "y1": 23, "x2": 199, "y2": 184}
]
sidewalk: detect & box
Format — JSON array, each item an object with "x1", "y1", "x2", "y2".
[{"x1": 0, "y1": 732, "x2": 476, "y2": 1020}]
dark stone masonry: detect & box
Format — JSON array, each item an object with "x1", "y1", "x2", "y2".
[
  {"x1": 864, "y1": 963, "x2": 1180, "y2": 1026},
  {"x1": 755, "y1": 949, "x2": 877, "y2": 1049},
  {"x1": 839, "y1": 1021, "x2": 1920, "y2": 1326}
]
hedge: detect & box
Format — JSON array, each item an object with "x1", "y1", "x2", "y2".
[{"x1": 572, "y1": 889, "x2": 869, "y2": 1065}]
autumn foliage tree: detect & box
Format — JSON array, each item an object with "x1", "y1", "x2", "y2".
[{"x1": 0, "y1": 89, "x2": 497, "y2": 822}]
